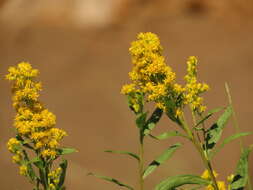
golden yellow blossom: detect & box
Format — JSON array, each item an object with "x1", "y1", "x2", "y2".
[
  {"x1": 184, "y1": 56, "x2": 209, "y2": 113},
  {"x1": 201, "y1": 169, "x2": 218, "y2": 180},
  {"x1": 201, "y1": 170, "x2": 226, "y2": 190},
  {"x1": 121, "y1": 32, "x2": 183, "y2": 116},
  {"x1": 6, "y1": 62, "x2": 67, "y2": 163},
  {"x1": 19, "y1": 165, "x2": 28, "y2": 176},
  {"x1": 7, "y1": 138, "x2": 21, "y2": 153}
]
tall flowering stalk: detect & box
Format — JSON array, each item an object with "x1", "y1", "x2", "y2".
[
  {"x1": 6, "y1": 63, "x2": 76, "y2": 190},
  {"x1": 121, "y1": 33, "x2": 252, "y2": 190},
  {"x1": 90, "y1": 33, "x2": 182, "y2": 190}
]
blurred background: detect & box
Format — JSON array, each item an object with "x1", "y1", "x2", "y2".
[{"x1": 0, "y1": 0, "x2": 252, "y2": 189}]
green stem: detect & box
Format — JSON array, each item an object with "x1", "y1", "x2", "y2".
[
  {"x1": 180, "y1": 115, "x2": 219, "y2": 190},
  {"x1": 139, "y1": 135, "x2": 144, "y2": 190},
  {"x1": 225, "y1": 83, "x2": 252, "y2": 190}
]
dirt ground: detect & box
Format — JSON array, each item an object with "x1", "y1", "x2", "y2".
[{"x1": 0, "y1": 0, "x2": 252, "y2": 189}]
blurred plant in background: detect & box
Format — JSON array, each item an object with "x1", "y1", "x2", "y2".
[{"x1": 6, "y1": 63, "x2": 77, "y2": 190}]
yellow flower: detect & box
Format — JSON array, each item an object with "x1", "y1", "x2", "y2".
[
  {"x1": 12, "y1": 154, "x2": 22, "y2": 163},
  {"x1": 19, "y1": 165, "x2": 28, "y2": 176},
  {"x1": 41, "y1": 149, "x2": 57, "y2": 159},
  {"x1": 122, "y1": 32, "x2": 183, "y2": 115},
  {"x1": 201, "y1": 170, "x2": 226, "y2": 190},
  {"x1": 7, "y1": 138, "x2": 21, "y2": 153},
  {"x1": 184, "y1": 56, "x2": 209, "y2": 113},
  {"x1": 201, "y1": 169, "x2": 218, "y2": 180},
  {"x1": 227, "y1": 174, "x2": 234, "y2": 183},
  {"x1": 6, "y1": 62, "x2": 68, "y2": 162}
]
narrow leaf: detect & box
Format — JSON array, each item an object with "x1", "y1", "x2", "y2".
[
  {"x1": 57, "y1": 148, "x2": 78, "y2": 155},
  {"x1": 195, "y1": 107, "x2": 224, "y2": 128},
  {"x1": 136, "y1": 112, "x2": 147, "y2": 129},
  {"x1": 205, "y1": 106, "x2": 232, "y2": 150},
  {"x1": 29, "y1": 156, "x2": 44, "y2": 169},
  {"x1": 88, "y1": 173, "x2": 134, "y2": 190},
  {"x1": 104, "y1": 150, "x2": 139, "y2": 161},
  {"x1": 149, "y1": 131, "x2": 188, "y2": 140},
  {"x1": 210, "y1": 132, "x2": 253, "y2": 159},
  {"x1": 144, "y1": 108, "x2": 163, "y2": 135},
  {"x1": 230, "y1": 147, "x2": 253, "y2": 190},
  {"x1": 143, "y1": 143, "x2": 182, "y2": 179},
  {"x1": 155, "y1": 175, "x2": 210, "y2": 190}
]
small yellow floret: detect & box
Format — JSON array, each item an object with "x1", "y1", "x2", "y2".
[{"x1": 19, "y1": 165, "x2": 28, "y2": 176}]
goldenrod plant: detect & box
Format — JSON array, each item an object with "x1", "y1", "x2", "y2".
[
  {"x1": 89, "y1": 33, "x2": 182, "y2": 190},
  {"x1": 6, "y1": 63, "x2": 76, "y2": 190},
  {"x1": 92, "y1": 32, "x2": 252, "y2": 190}
]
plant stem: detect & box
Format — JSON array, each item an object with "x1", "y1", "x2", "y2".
[
  {"x1": 139, "y1": 139, "x2": 144, "y2": 190},
  {"x1": 181, "y1": 115, "x2": 219, "y2": 190},
  {"x1": 225, "y1": 83, "x2": 252, "y2": 190}
]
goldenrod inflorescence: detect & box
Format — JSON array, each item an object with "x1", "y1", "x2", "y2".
[
  {"x1": 6, "y1": 62, "x2": 67, "y2": 163},
  {"x1": 5, "y1": 62, "x2": 75, "y2": 190},
  {"x1": 121, "y1": 32, "x2": 209, "y2": 117}
]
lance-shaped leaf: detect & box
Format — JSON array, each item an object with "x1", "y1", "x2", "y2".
[
  {"x1": 143, "y1": 143, "x2": 182, "y2": 179},
  {"x1": 195, "y1": 107, "x2": 224, "y2": 129},
  {"x1": 205, "y1": 106, "x2": 232, "y2": 150},
  {"x1": 210, "y1": 132, "x2": 253, "y2": 159},
  {"x1": 155, "y1": 175, "x2": 210, "y2": 190},
  {"x1": 57, "y1": 148, "x2": 78, "y2": 155},
  {"x1": 149, "y1": 131, "x2": 188, "y2": 140},
  {"x1": 104, "y1": 150, "x2": 140, "y2": 161},
  {"x1": 230, "y1": 147, "x2": 253, "y2": 190},
  {"x1": 136, "y1": 112, "x2": 147, "y2": 130},
  {"x1": 144, "y1": 108, "x2": 163, "y2": 135},
  {"x1": 88, "y1": 173, "x2": 134, "y2": 190}
]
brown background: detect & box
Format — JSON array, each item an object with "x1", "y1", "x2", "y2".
[{"x1": 0, "y1": 0, "x2": 252, "y2": 189}]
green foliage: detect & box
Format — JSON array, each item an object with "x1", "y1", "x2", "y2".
[
  {"x1": 57, "y1": 148, "x2": 78, "y2": 156},
  {"x1": 150, "y1": 131, "x2": 188, "y2": 140},
  {"x1": 155, "y1": 175, "x2": 210, "y2": 190},
  {"x1": 143, "y1": 143, "x2": 182, "y2": 179},
  {"x1": 88, "y1": 173, "x2": 134, "y2": 190},
  {"x1": 210, "y1": 132, "x2": 253, "y2": 159},
  {"x1": 205, "y1": 106, "x2": 233, "y2": 151},
  {"x1": 104, "y1": 150, "x2": 140, "y2": 161},
  {"x1": 230, "y1": 147, "x2": 253, "y2": 190},
  {"x1": 144, "y1": 108, "x2": 163, "y2": 135}
]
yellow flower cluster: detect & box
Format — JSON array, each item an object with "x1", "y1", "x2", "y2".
[
  {"x1": 201, "y1": 170, "x2": 226, "y2": 190},
  {"x1": 6, "y1": 62, "x2": 67, "y2": 162},
  {"x1": 184, "y1": 56, "x2": 209, "y2": 113},
  {"x1": 48, "y1": 167, "x2": 62, "y2": 189},
  {"x1": 121, "y1": 32, "x2": 183, "y2": 113},
  {"x1": 7, "y1": 138, "x2": 23, "y2": 163}
]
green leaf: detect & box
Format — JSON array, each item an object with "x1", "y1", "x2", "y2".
[
  {"x1": 57, "y1": 148, "x2": 78, "y2": 155},
  {"x1": 195, "y1": 107, "x2": 224, "y2": 129},
  {"x1": 143, "y1": 143, "x2": 182, "y2": 179},
  {"x1": 136, "y1": 112, "x2": 147, "y2": 130},
  {"x1": 230, "y1": 147, "x2": 253, "y2": 190},
  {"x1": 88, "y1": 173, "x2": 134, "y2": 190},
  {"x1": 29, "y1": 156, "x2": 44, "y2": 169},
  {"x1": 143, "y1": 108, "x2": 163, "y2": 135},
  {"x1": 210, "y1": 132, "x2": 253, "y2": 159},
  {"x1": 155, "y1": 175, "x2": 210, "y2": 190},
  {"x1": 58, "y1": 159, "x2": 68, "y2": 188},
  {"x1": 104, "y1": 150, "x2": 139, "y2": 161},
  {"x1": 205, "y1": 106, "x2": 232, "y2": 150},
  {"x1": 149, "y1": 131, "x2": 188, "y2": 140},
  {"x1": 164, "y1": 98, "x2": 178, "y2": 123}
]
